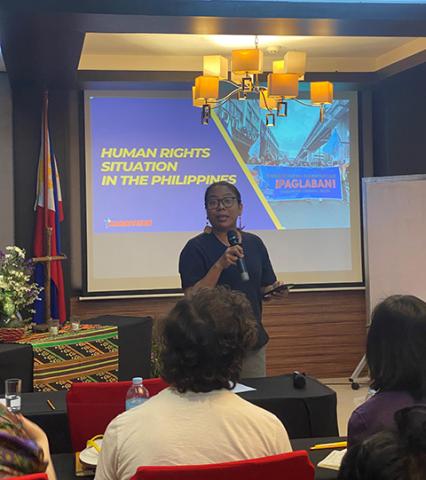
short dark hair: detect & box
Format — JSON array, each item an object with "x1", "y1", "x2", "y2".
[
  {"x1": 204, "y1": 182, "x2": 242, "y2": 208},
  {"x1": 366, "y1": 295, "x2": 426, "y2": 399},
  {"x1": 338, "y1": 405, "x2": 426, "y2": 480},
  {"x1": 159, "y1": 286, "x2": 257, "y2": 393}
]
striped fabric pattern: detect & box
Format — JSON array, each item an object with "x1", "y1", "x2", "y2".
[{"x1": 17, "y1": 325, "x2": 118, "y2": 391}]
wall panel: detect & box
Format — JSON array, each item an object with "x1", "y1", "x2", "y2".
[{"x1": 71, "y1": 290, "x2": 366, "y2": 378}]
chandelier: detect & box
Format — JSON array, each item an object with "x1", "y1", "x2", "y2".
[{"x1": 192, "y1": 42, "x2": 333, "y2": 127}]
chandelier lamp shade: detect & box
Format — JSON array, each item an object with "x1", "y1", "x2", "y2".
[
  {"x1": 192, "y1": 47, "x2": 333, "y2": 126},
  {"x1": 311, "y1": 81, "x2": 334, "y2": 122},
  {"x1": 267, "y1": 73, "x2": 299, "y2": 99},
  {"x1": 231, "y1": 49, "x2": 264, "y2": 74}
]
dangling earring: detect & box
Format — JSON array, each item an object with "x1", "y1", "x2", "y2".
[
  {"x1": 238, "y1": 215, "x2": 242, "y2": 230},
  {"x1": 204, "y1": 218, "x2": 212, "y2": 234}
]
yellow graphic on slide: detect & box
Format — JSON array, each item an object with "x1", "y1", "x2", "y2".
[{"x1": 212, "y1": 111, "x2": 284, "y2": 230}]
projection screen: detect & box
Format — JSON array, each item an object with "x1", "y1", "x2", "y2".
[{"x1": 84, "y1": 90, "x2": 362, "y2": 294}]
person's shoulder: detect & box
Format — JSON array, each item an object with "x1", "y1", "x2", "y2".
[
  {"x1": 184, "y1": 232, "x2": 211, "y2": 246},
  {"x1": 241, "y1": 231, "x2": 262, "y2": 243},
  {"x1": 241, "y1": 231, "x2": 267, "y2": 249},
  {"x1": 351, "y1": 390, "x2": 413, "y2": 425},
  {"x1": 348, "y1": 390, "x2": 415, "y2": 446},
  {"x1": 229, "y1": 392, "x2": 283, "y2": 425},
  {"x1": 360, "y1": 390, "x2": 413, "y2": 410},
  {"x1": 181, "y1": 233, "x2": 211, "y2": 252},
  {"x1": 111, "y1": 389, "x2": 171, "y2": 426}
]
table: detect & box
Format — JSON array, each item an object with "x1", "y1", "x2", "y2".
[
  {"x1": 22, "y1": 374, "x2": 337, "y2": 453},
  {"x1": 0, "y1": 316, "x2": 153, "y2": 392},
  {"x1": 293, "y1": 437, "x2": 345, "y2": 480},
  {"x1": 17, "y1": 325, "x2": 119, "y2": 391},
  {"x1": 22, "y1": 391, "x2": 71, "y2": 454},
  {"x1": 240, "y1": 375, "x2": 338, "y2": 438},
  {"x1": 84, "y1": 316, "x2": 153, "y2": 380},
  {"x1": 0, "y1": 343, "x2": 33, "y2": 393},
  {"x1": 52, "y1": 437, "x2": 345, "y2": 480}
]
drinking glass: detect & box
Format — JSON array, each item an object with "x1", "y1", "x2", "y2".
[
  {"x1": 49, "y1": 319, "x2": 59, "y2": 336},
  {"x1": 71, "y1": 317, "x2": 80, "y2": 332},
  {"x1": 5, "y1": 378, "x2": 22, "y2": 413}
]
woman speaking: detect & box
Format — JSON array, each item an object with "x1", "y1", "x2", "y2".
[{"x1": 179, "y1": 181, "x2": 285, "y2": 377}]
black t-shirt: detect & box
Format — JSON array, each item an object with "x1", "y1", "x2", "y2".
[{"x1": 179, "y1": 231, "x2": 277, "y2": 348}]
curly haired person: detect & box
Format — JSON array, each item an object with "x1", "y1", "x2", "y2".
[{"x1": 95, "y1": 287, "x2": 291, "y2": 480}]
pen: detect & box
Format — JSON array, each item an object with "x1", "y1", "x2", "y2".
[
  {"x1": 46, "y1": 399, "x2": 56, "y2": 411},
  {"x1": 310, "y1": 441, "x2": 347, "y2": 450}
]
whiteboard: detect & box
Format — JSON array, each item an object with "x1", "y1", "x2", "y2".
[{"x1": 363, "y1": 175, "x2": 426, "y2": 319}]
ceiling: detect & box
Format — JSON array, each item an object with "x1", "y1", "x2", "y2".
[
  {"x1": 1, "y1": 1, "x2": 426, "y2": 87},
  {"x1": 79, "y1": 33, "x2": 426, "y2": 73}
]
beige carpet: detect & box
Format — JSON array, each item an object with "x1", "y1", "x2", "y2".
[{"x1": 321, "y1": 378, "x2": 370, "y2": 436}]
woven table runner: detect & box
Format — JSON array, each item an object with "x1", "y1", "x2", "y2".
[{"x1": 17, "y1": 324, "x2": 118, "y2": 391}]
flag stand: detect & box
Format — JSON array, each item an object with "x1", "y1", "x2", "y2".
[{"x1": 32, "y1": 227, "x2": 66, "y2": 332}]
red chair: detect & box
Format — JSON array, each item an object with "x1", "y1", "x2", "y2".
[
  {"x1": 8, "y1": 474, "x2": 48, "y2": 480},
  {"x1": 67, "y1": 378, "x2": 169, "y2": 452},
  {"x1": 131, "y1": 451, "x2": 314, "y2": 480}
]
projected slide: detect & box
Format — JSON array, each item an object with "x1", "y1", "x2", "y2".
[
  {"x1": 216, "y1": 99, "x2": 350, "y2": 229},
  {"x1": 89, "y1": 97, "x2": 350, "y2": 233},
  {"x1": 84, "y1": 91, "x2": 362, "y2": 292},
  {"x1": 89, "y1": 97, "x2": 277, "y2": 233}
]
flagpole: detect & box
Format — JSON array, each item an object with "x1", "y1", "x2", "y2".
[
  {"x1": 43, "y1": 92, "x2": 52, "y2": 324},
  {"x1": 32, "y1": 91, "x2": 67, "y2": 331}
]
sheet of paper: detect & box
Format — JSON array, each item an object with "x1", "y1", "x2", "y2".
[
  {"x1": 317, "y1": 449, "x2": 347, "y2": 471},
  {"x1": 0, "y1": 399, "x2": 6, "y2": 406},
  {"x1": 232, "y1": 383, "x2": 256, "y2": 393}
]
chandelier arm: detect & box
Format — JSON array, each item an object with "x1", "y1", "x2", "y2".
[
  {"x1": 221, "y1": 79, "x2": 241, "y2": 88},
  {"x1": 258, "y1": 88, "x2": 274, "y2": 114},
  {"x1": 294, "y1": 98, "x2": 315, "y2": 107},
  {"x1": 254, "y1": 73, "x2": 259, "y2": 88},
  {"x1": 208, "y1": 89, "x2": 242, "y2": 109}
]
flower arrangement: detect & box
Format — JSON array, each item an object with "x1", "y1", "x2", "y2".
[{"x1": 0, "y1": 246, "x2": 42, "y2": 327}]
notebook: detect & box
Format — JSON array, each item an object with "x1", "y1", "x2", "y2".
[{"x1": 317, "y1": 449, "x2": 347, "y2": 471}]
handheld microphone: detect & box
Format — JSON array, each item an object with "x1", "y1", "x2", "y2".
[{"x1": 227, "y1": 230, "x2": 250, "y2": 282}]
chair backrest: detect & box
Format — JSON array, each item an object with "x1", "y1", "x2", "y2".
[
  {"x1": 131, "y1": 451, "x2": 314, "y2": 480},
  {"x1": 67, "y1": 377, "x2": 169, "y2": 451},
  {"x1": 8, "y1": 474, "x2": 48, "y2": 480}
]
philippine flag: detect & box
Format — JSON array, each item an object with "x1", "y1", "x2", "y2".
[{"x1": 33, "y1": 94, "x2": 66, "y2": 324}]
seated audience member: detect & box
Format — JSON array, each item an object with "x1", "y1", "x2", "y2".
[
  {"x1": 95, "y1": 287, "x2": 291, "y2": 480},
  {"x1": 0, "y1": 404, "x2": 56, "y2": 479},
  {"x1": 348, "y1": 295, "x2": 426, "y2": 446},
  {"x1": 338, "y1": 405, "x2": 426, "y2": 480}
]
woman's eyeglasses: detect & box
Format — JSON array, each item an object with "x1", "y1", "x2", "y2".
[{"x1": 206, "y1": 196, "x2": 237, "y2": 209}]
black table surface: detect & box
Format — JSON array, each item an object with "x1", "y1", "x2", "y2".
[
  {"x1": 240, "y1": 375, "x2": 338, "y2": 438},
  {"x1": 22, "y1": 391, "x2": 71, "y2": 454},
  {"x1": 52, "y1": 436, "x2": 345, "y2": 480},
  {"x1": 21, "y1": 374, "x2": 337, "y2": 454}
]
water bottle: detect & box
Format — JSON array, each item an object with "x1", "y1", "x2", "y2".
[{"x1": 125, "y1": 377, "x2": 150, "y2": 410}]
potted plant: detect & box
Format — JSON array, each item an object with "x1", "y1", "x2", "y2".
[{"x1": 0, "y1": 246, "x2": 42, "y2": 340}]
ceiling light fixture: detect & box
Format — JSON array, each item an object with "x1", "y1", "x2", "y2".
[{"x1": 192, "y1": 37, "x2": 333, "y2": 126}]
